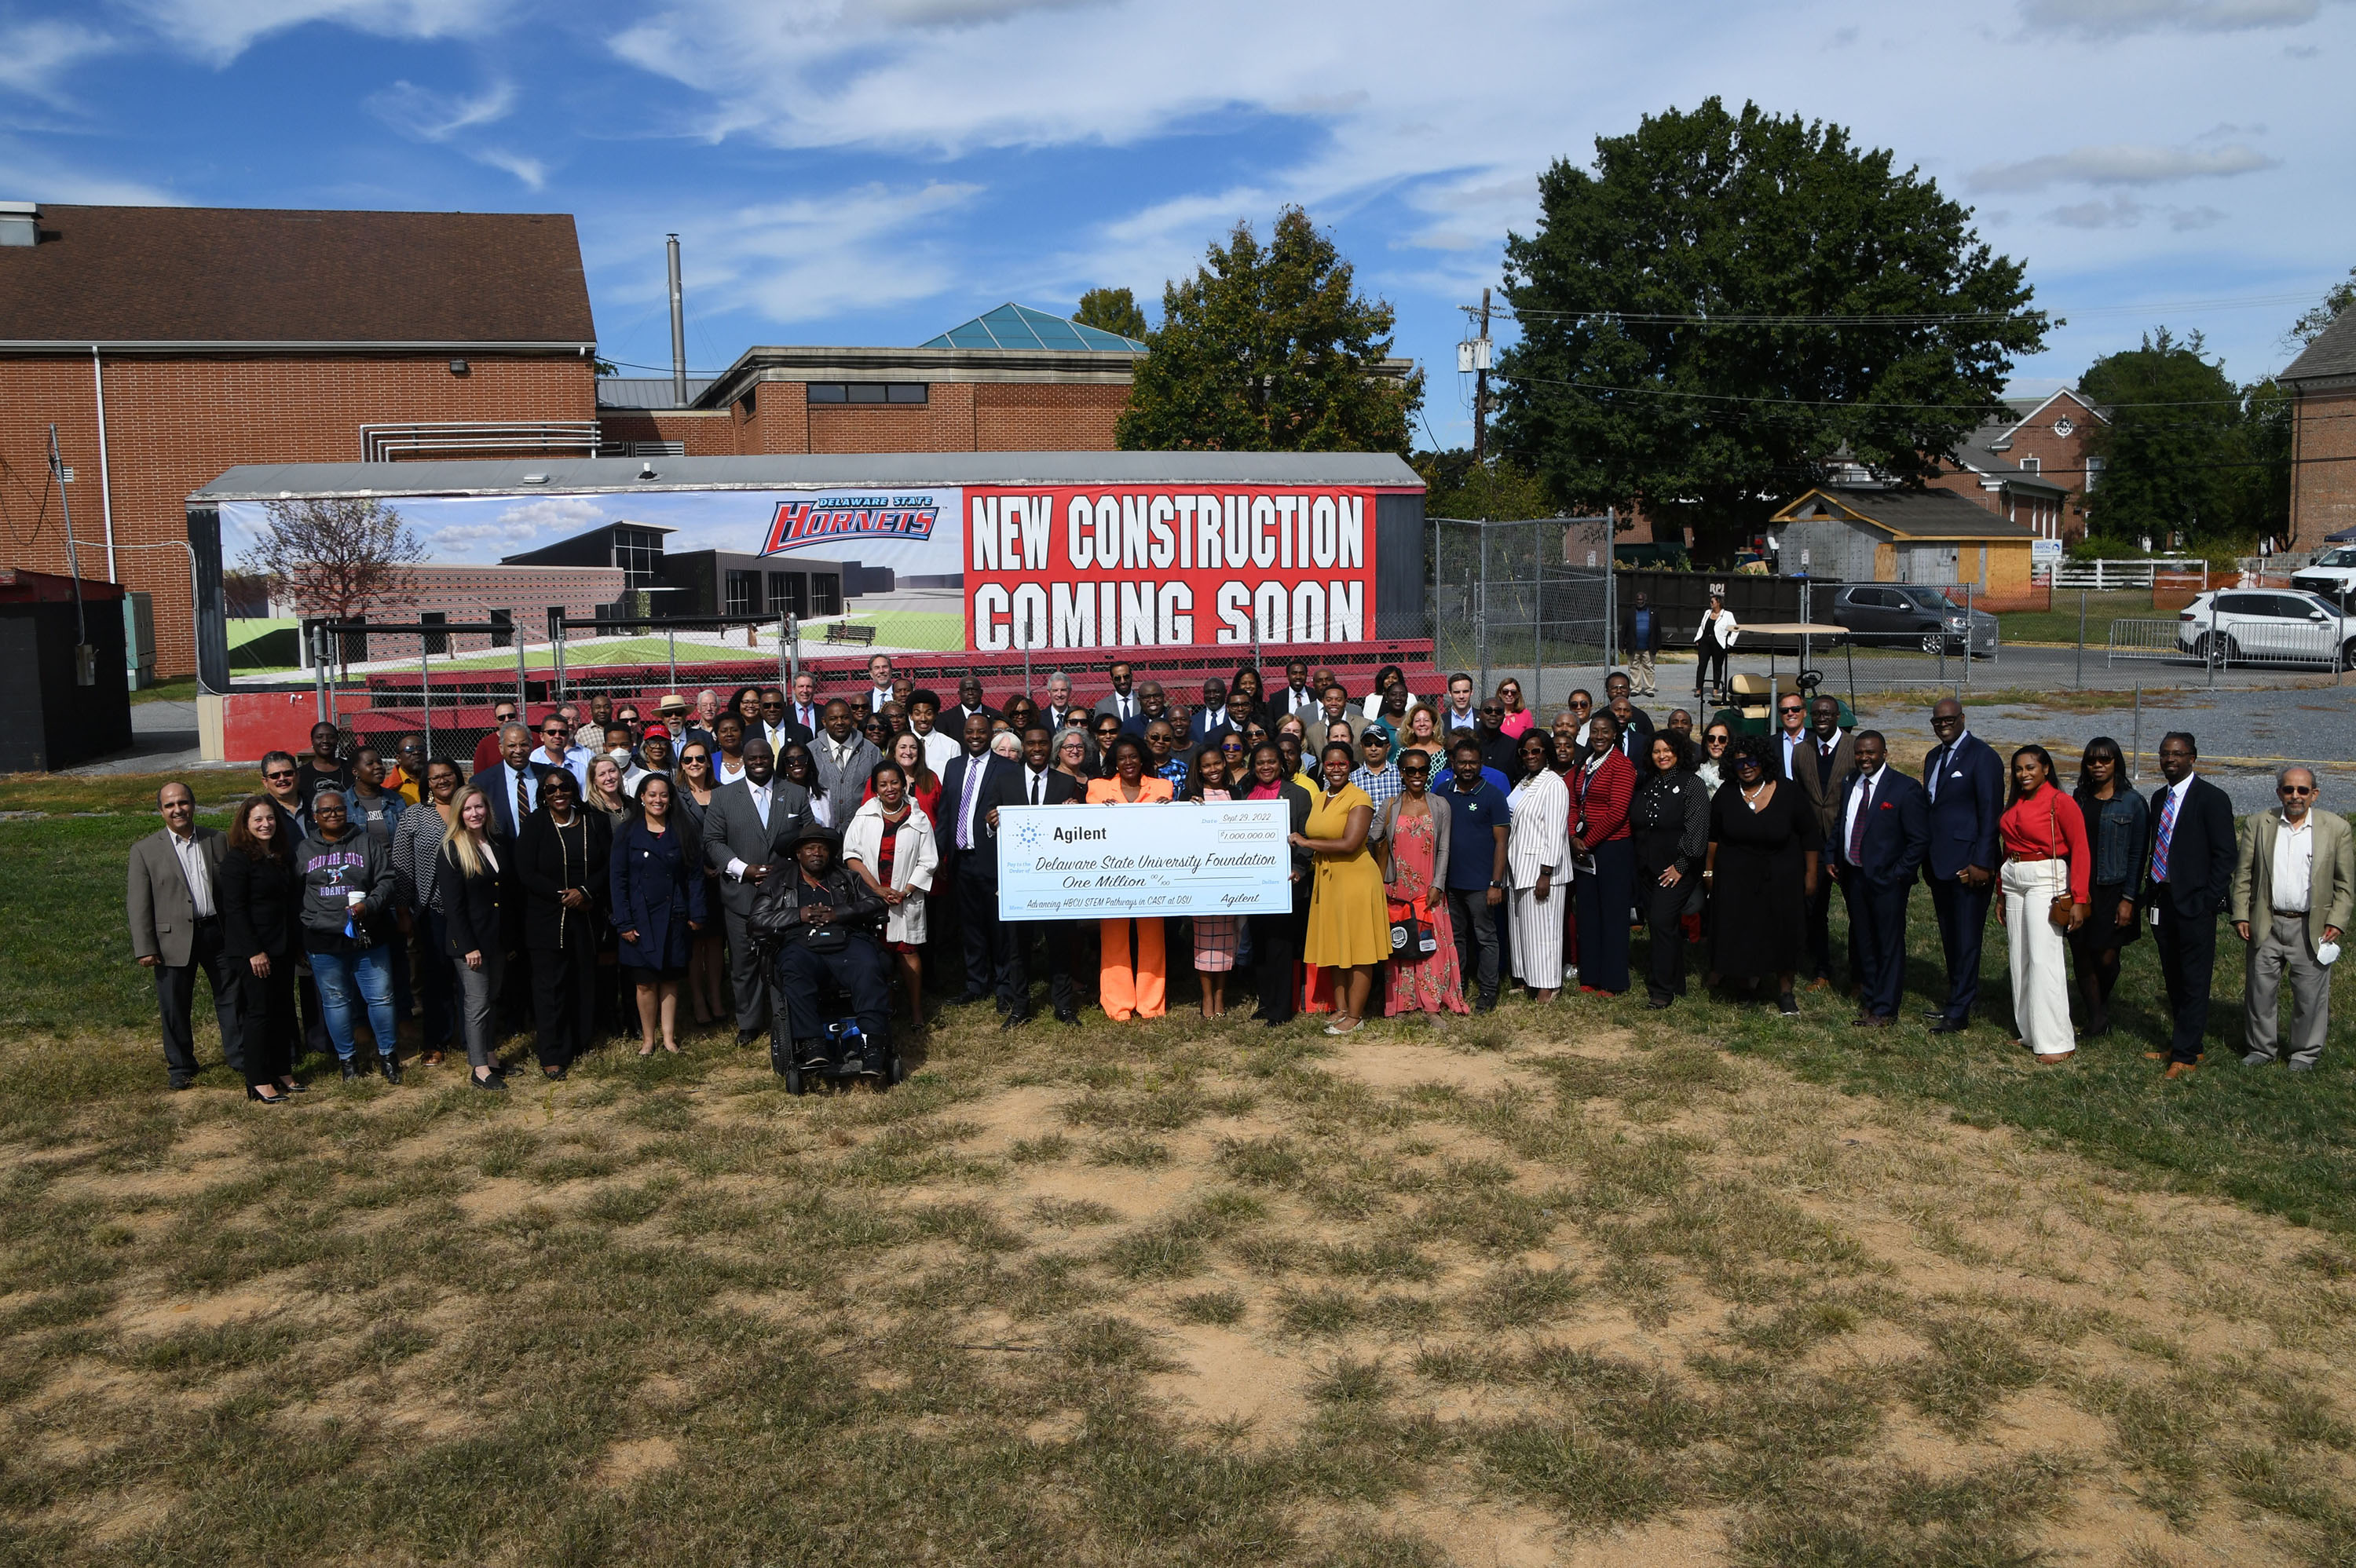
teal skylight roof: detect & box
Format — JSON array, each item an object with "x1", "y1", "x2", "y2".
[{"x1": 921, "y1": 302, "x2": 1145, "y2": 352}]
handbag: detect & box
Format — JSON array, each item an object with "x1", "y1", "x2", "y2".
[
  {"x1": 2043, "y1": 793, "x2": 2075, "y2": 928},
  {"x1": 1388, "y1": 893, "x2": 1437, "y2": 958}
]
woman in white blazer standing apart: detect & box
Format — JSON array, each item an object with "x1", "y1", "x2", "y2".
[
  {"x1": 842, "y1": 759, "x2": 940, "y2": 1033},
  {"x1": 1693, "y1": 590, "x2": 1740, "y2": 705},
  {"x1": 1505, "y1": 729, "x2": 1571, "y2": 1003}
]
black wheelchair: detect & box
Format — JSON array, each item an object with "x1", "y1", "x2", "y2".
[{"x1": 763, "y1": 953, "x2": 904, "y2": 1096}]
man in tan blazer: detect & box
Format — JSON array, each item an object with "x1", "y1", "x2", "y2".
[
  {"x1": 2229, "y1": 766, "x2": 2354, "y2": 1071},
  {"x1": 126, "y1": 781, "x2": 242, "y2": 1088}
]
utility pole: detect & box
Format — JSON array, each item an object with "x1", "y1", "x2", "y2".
[
  {"x1": 1458, "y1": 291, "x2": 1494, "y2": 462},
  {"x1": 1475, "y1": 287, "x2": 1491, "y2": 462}
]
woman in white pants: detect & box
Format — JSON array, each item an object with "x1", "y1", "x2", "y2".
[
  {"x1": 1505, "y1": 729, "x2": 1571, "y2": 1003},
  {"x1": 1996, "y1": 744, "x2": 2090, "y2": 1063}
]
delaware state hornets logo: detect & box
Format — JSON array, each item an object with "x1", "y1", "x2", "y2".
[{"x1": 763, "y1": 495, "x2": 942, "y2": 554}]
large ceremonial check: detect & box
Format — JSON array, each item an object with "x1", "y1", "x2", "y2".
[{"x1": 995, "y1": 802, "x2": 1293, "y2": 920}]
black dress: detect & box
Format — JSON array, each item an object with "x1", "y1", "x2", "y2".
[{"x1": 1708, "y1": 778, "x2": 1820, "y2": 982}]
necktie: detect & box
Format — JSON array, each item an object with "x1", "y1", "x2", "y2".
[
  {"x1": 1928, "y1": 744, "x2": 1945, "y2": 801},
  {"x1": 957, "y1": 759, "x2": 984, "y2": 850},
  {"x1": 753, "y1": 785, "x2": 768, "y2": 828},
  {"x1": 514, "y1": 769, "x2": 530, "y2": 832},
  {"x1": 2152, "y1": 787, "x2": 2179, "y2": 882},
  {"x1": 1849, "y1": 777, "x2": 1871, "y2": 866},
  {"x1": 1817, "y1": 743, "x2": 1835, "y2": 790},
  {"x1": 1030, "y1": 770, "x2": 1043, "y2": 806}
]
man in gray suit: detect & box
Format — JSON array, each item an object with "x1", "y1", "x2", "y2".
[
  {"x1": 1091, "y1": 659, "x2": 1142, "y2": 726},
  {"x1": 809, "y1": 698, "x2": 881, "y2": 832},
  {"x1": 702, "y1": 739, "x2": 812, "y2": 1044},
  {"x1": 127, "y1": 781, "x2": 242, "y2": 1088},
  {"x1": 2230, "y1": 766, "x2": 2354, "y2": 1071}
]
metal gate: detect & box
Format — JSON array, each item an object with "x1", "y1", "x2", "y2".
[{"x1": 1429, "y1": 515, "x2": 1616, "y2": 715}]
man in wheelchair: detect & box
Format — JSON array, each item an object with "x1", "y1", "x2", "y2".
[{"x1": 748, "y1": 823, "x2": 893, "y2": 1078}]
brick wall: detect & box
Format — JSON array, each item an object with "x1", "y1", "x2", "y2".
[
  {"x1": 2290, "y1": 385, "x2": 2356, "y2": 551},
  {"x1": 597, "y1": 408, "x2": 738, "y2": 456},
  {"x1": 344, "y1": 564, "x2": 624, "y2": 660},
  {"x1": 0, "y1": 352, "x2": 596, "y2": 676},
  {"x1": 701, "y1": 377, "x2": 1131, "y2": 456}
]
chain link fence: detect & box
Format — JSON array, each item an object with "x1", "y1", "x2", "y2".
[{"x1": 1429, "y1": 516, "x2": 1616, "y2": 713}]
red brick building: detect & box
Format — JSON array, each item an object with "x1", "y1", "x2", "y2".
[
  {"x1": 0, "y1": 203, "x2": 599, "y2": 678},
  {"x1": 594, "y1": 303, "x2": 1145, "y2": 459},
  {"x1": 1925, "y1": 389, "x2": 2105, "y2": 543},
  {"x1": 314, "y1": 564, "x2": 626, "y2": 663},
  {"x1": 2284, "y1": 308, "x2": 2356, "y2": 550}
]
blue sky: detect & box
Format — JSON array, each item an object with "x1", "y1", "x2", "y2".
[{"x1": 5, "y1": 0, "x2": 2353, "y2": 448}]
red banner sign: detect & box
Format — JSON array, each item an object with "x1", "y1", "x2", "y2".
[{"x1": 962, "y1": 484, "x2": 1384, "y2": 652}]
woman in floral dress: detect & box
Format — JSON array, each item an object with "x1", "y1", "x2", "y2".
[{"x1": 1379, "y1": 749, "x2": 1468, "y2": 1015}]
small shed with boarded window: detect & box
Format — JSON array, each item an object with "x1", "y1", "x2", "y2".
[{"x1": 1770, "y1": 486, "x2": 2038, "y2": 609}]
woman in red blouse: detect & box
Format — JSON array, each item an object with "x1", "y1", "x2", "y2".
[
  {"x1": 1995, "y1": 744, "x2": 2090, "y2": 1063},
  {"x1": 1569, "y1": 710, "x2": 1637, "y2": 996}
]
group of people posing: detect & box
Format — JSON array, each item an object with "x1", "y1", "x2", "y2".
[{"x1": 123, "y1": 655, "x2": 2350, "y2": 1098}]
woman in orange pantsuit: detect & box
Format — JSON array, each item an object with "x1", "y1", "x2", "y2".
[{"x1": 1085, "y1": 736, "x2": 1174, "y2": 1019}]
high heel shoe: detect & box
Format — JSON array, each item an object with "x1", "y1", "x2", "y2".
[{"x1": 247, "y1": 1085, "x2": 287, "y2": 1105}]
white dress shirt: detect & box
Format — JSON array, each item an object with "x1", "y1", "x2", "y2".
[
  {"x1": 1022, "y1": 764, "x2": 1053, "y2": 806},
  {"x1": 1926, "y1": 728, "x2": 1972, "y2": 801},
  {"x1": 503, "y1": 762, "x2": 540, "y2": 815},
  {"x1": 1779, "y1": 728, "x2": 1807, "y2": 779},
  {"x1": 2273, "y1": 812, "x2": 2315, "y2": 913},
  {"x1": 1843, "y1": 765, "x2": 1887, "y2": 864},
  {"x1": 170, "y1": 828, "x2": 217, "y2": 919},
  {"x1": 725, "y1": 780, "x2": 775, "y2": 881},
  {"x1": 918, "y1": 728, "x2": 961, "y2": 775},
  {"x1": 953, "y1": 754, "x2": 990, "y2": 850},
  {"x1": 869, "y1": 685, "x2": 894, "y2": 712}
]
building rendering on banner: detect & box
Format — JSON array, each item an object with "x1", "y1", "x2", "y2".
[{"x1": 186, "y1": 451, "x2": 1429, "y2": 689}]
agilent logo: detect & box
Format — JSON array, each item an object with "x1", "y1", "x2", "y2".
[{"x1": 763, "y1": 495, "x2": 942, "y2": 554}]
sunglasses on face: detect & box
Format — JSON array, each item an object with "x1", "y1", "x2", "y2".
[
  {"x1": 2281, "y1": 784, "x2": 2314, "y2": 795},
  {"x1": 1779, "y1": 705, "x2": 1803, "y2": 715},
  {"x1": 1480, "y1": 705, "x2": 1503, "y2": 715},
  {"x1": 264, "y1": 769, "x2": 295, "y2": 782}
]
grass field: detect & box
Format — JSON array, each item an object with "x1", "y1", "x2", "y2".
[
  {"x1": 6, "y1": 782, "x2": 2355, "y2": 1564},
  {"x1": 1996, "y1": 592, "x2": 2158, "y2": 646}
]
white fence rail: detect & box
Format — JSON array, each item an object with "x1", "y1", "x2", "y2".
[
  {"x1": 2036, "y1": 557, "x2": 2208, "y2": 590},
  {"x1": 2109, "y1": 616, "x2": 2348, "y2": 671}
]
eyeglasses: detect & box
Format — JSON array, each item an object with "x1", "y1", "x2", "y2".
[
  {"x1": 1480, "y1": 705, "x2": 1504, "y2": 715},
  {"x1": 263, "y1": 769, "x2": 295, "y2": 782},
  {"x1": 1568, "y1": 699, "x2": 1590, "y2": 711},
  {"x1": 1706, "y1": 734, "x2": 1730, "y2": 747},
  {"x1": 2280, "y1": 784, "x2": 2314, "y2": 795},
  {"x1": 1778, "y1": 704, "x2": 1803, "y2": 715}
]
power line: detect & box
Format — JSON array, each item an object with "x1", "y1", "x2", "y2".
[
  {"x1": 1479, "y1": 284, "x2": 2331, "y2": 329},
  {"x1": 1491, "y1": 369, "x2": 2303, "y2": 414}
]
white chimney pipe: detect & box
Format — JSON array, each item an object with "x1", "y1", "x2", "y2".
[{"x1": 666, "y1": 234, "x2": 687, "y2": 409}]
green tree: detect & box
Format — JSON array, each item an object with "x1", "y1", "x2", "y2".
[
  {"x1": 1118, "y1": 207, "x2": 1423, "y2": 453},
  {"x1": 2287, "y1": 265, "x2": 2355, "y2": 349},
  {"x1": 1494, "y1": 99, "x2": 2046, "y2": 562},
  {"x1": 2077, "y1": 328, "x2": 2284, "y2": 547},
  {"x1": 1412, "y1": 450, "x2": 1554, "y2": 520},
  {"x1": 1073, "y1": 287, "x2": 1148, "y2": 342}
]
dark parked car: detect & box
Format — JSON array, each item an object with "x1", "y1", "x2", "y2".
[{"x1": 1824, "y1": 583, "x2": 1999, "y2": 657}]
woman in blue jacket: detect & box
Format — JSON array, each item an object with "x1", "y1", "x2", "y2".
[{"x1": 611, "y1": 773, "x2": 706, "y2": 1054}]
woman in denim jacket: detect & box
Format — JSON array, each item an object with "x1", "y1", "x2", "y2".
[{"x1": 2069, "y1": 736, "x2": 2149, "y2": 1038}]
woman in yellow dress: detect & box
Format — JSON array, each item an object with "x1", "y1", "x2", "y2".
[{"x1": 1297, "y1": 740, "x2": 1390, "y2": 1036}]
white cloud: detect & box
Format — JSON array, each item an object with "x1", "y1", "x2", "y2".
[
  {"x1": 2040, "y1": 194, "x2": 2233, "y2": 228},
  {"x1": 471, "y1": 147, "x2": 547, "y2": 189},
  {"x1": 1970, "y1": 141, "x2": 2275, "y2": 190},
  {"x1": 119, "y1": 0, "x2": 511, "y2": 66},
  {"x1": 2018, "y1": 0, "x2": 2326, "y2": 37},
  {"x1": 366, "y1": 78, "x2": 516, "y2": 141},
  {"x1": 425, "y1": 496, "x2": 607, "y2": 555},
  {"x1": 0, "y1": 20, "x2": 117, "y2": 108}
]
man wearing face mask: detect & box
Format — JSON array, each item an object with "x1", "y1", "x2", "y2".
[
  {"x1": 2230, "y1": 766, "x2": 2354, "y2": 1073},
  {"x1": 704, "y1": 737, "x2": 813, "y2": 1045}
]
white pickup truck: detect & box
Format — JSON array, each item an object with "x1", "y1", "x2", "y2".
[{"x1": 2290, "y1": 545, "x2": 2356, "y2": 611}]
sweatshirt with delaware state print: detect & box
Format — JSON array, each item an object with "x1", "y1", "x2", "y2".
[{"x1": 293, "y1": 828, "x2": 396, "y2": 956}]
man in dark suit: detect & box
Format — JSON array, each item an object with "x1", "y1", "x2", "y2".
[
  {"x1": 1121, "y1": 681, "x2": 1173, "y2": 739},
  {"x1": 945, "y1": 674, "x2": 1001, "y2": 735},
  {"x1": 2142, "y1": 731, "x2": 2237, "y2": 1076},
  {"x1": 1603, "y1": 671, "x2": 1654, "y2": 758},
  {"x1": 1275, "y1": 660, "x2": 1320, "y2": 726},
  {"x1": 702, "y1": 738, "x2": 812, "y2": 1045},
  {"x1": 467, "y1": 722, "x2": 544, "y2": 840},
  {"x1": 1920, "y1": 698, "x2": 2005, "y2": 1032},
  {"x1": 1791, "y1": 696, "x2": 1856, "y2": 989},
  {"x1": 1830, "y1": 730, "x2": 1930, "y2": 1026},
  {"x1": 938, "y1": 714, "x2": 1015, "y2": 1010},
  {"x1": 986, "y1": 726, "x2": 1085, "y2": 1024},
  {"x1": 126, "y1": 781, "x2": 241, "y2": 1088},
  {"x1": 756, "y1": 687, "x2": 812, "y2": 757},
  {"x1": 1186, "y1": 678, "x2": 1230, "y2": 745}
]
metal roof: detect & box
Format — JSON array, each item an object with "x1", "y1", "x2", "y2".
[
  {"x1": 189, "y1": 451, "x2": 1424, "y2": 503},
  {"x1": 596, "y1": 376, "x2": 717, "y2": 409},
  {"x1": 920, "y1": 303, "x2": 1145, "y2": 353}
]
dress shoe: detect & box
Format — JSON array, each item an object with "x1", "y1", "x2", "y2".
[
  {"x1": 420, "y1": 1049, "x2": 444, "y2": 1067},
  {"x1": 1054, "y1": 1008, "x2": 1081, "y2": 1027},
  {"x1": 1777, "y1": 992, "x2": 1799, "y2": 1017},
  {"x1": 1929, "y1": 1018, "x2": 1969, "y2": 1035},
  {"x1": 169, "y1": 1076, "x2": 196, "y2": 1091},
  {"x1": 737, "y1": 1028, "x2": 763, "y2": 1048},
  {"x1": 2162, "y1": 1062, "x2": 2198, "y2": 1080},
  {"x1": 1001, "y1": 1011, "x2": 1030, "y2": 1031},
  {"x1": 246, "y1": 1085, "x2": 287, "y2": 1105},
  {"x1": 1920, "y1": 1010, "x2": 1948, "y2": 1022},
  {"x1": 2241, "y1": 1051, "x2": 2276, "y2": 1067},
  {"x1": 796, "y1": 1041, "x2": 834, "y2": 1070},
  {"x1": 1474, "y1": 994, "x2": 1498, "y2": 1013},
  {"x1": 471, "y1": 1071, "x2": 507, "y2": 1093},
  {"x1": 1645, "y1": 995, "x2": 1674, "y2": 1011}
]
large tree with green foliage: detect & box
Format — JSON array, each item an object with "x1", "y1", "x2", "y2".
[
  {"x1": 1411, "y1": 450, "x2": 1553, "y2": 521},
  {"x1": 2287, "y1": 265, "x2": 2355, "y2": 350},
  {"x1": 2079, "y1": 328, "x2": 2287, "y2": 547},
  {"x1": 1494, "y1": 99, "x2": 2046, "y2": 561},
  {"x1": 1118, "y1": 207, "x2": 1422, "y2": 453},
  {"x1": 1073, "y1": 287, "x2": 1148, "y2": 342}
]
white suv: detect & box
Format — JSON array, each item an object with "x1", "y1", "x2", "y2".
[
  {"x1": 2291, "y1": 546, "x2": 2356, "y2": 611},
  {"x1": 2175, "y1": 589, "x2": 2356, "y2": 668}
]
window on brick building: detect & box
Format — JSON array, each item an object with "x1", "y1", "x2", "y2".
[
  {"x1": 806, "y1": 382, "x2": 927, "y2": 404},
  {"x1": 2084, "y1": 457, "x2": 2104, "y2": 492},
  {"x1": 613, "y1": 526, "x2": 664, "y2": 590},
  {"x1": 2018, "y1": 456, "x2": 2040, "y2": 474}
]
